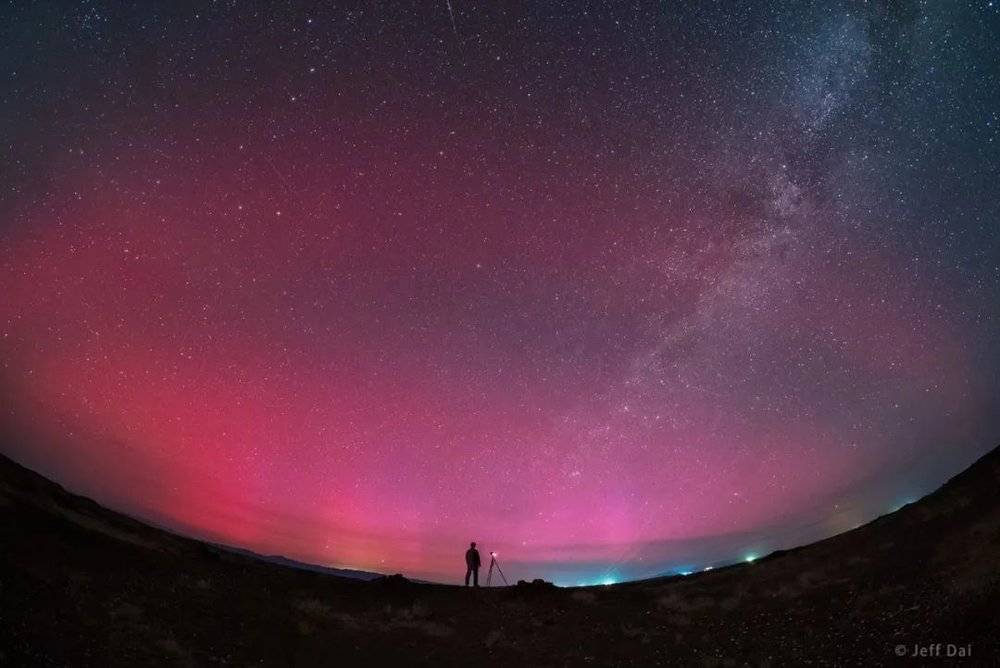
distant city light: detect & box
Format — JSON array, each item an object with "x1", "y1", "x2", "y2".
[{"x1": 744, "y1": 553, "x2": 758, "y2": 563}]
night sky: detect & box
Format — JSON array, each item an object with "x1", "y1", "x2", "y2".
[{"x1": 2, "y1": 1, "x2": 999, "y2": 585}]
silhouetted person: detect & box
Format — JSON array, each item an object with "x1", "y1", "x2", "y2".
[{"x1": 465, "y1": 541, "x2": 481, "y2": 587}]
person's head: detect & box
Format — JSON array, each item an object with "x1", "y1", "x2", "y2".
[{"x1": 470, "y1": 541, "x2": 476, "y2": 548}]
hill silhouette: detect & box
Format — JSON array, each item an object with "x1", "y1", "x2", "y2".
[{"x1": 1, "y1": 444, "x2": 998, "y2": 666}]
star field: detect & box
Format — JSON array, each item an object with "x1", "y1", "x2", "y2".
[{"x1": 1, "y1": 1, "x2": 999, "y2": 584}]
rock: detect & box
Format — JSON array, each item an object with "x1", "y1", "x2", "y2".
[
  {"x1": 516, "y1": 578, "x2": 556, "y2": 589},
  {"x1": 375, "y1": 573, "x2": 410, "y2": 588}
]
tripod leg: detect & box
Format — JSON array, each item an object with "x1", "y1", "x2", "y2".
[
  {"x1": 494, "y1": 561, "x2": 509, "y2": 586},
  {"x1": 486, "y1": 558, "x2": 494, "y2": 586}
]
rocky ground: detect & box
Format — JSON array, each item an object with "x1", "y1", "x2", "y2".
[{"x1": 1, "y1": 444, "x2": 998, "y2": 667}]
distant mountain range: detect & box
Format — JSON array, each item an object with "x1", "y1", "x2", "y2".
[{"x1": 208, "y1": 543, "x2": 384, "y2": 581}]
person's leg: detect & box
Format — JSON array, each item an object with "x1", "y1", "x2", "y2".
[
  {"x1": 465, "y1": 567, "x2": 471, "y2": 586},
  {"x1": 473, "y1": 567, "x2": 479, "y2": 587}
]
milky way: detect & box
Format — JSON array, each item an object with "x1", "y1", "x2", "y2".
[{"x1": 2, "y1": 2, "x2": 999, "y2": 584}]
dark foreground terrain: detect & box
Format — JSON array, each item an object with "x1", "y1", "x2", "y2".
[{"x1": 1, "y1": 446, "x2": 999, "y2": 667}]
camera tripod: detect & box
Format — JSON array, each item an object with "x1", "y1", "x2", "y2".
[{"x1": 485, "y1": 551, "x2": 508, "y2": 586}]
